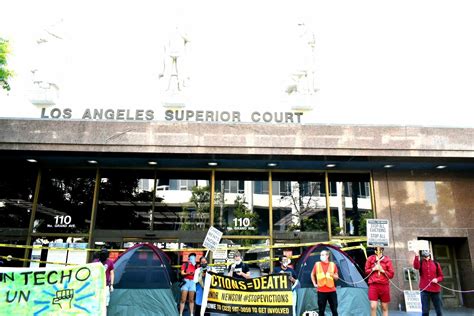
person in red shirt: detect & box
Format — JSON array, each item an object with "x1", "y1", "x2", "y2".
[
  {"x1": 311, "y1": 249, "x2": 339, "y2": 316},
  {"x1": 413, "y1": 249, "x2": 444, "y2": 316},
  {"x1": 364, "y1": 247, "x2": 394, "y2": 316},
  {"x1": 179, "y1": 253, "x2": 197, "y2": 316}
]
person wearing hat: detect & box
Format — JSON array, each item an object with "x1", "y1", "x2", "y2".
[
  {"x1": 311, "y1": 249, "x2": 339, "y2": 316},
  {"x1": 413, "y1": 249, "x2": 444, "y2": 316},
  {"x1": 364, "y1": 247, "x2": 394, "y2": 316},
  {"x1": 227, "y1": 251, "x2": 250, "y2": 279},
  {"x1": 92, "y1": 248, "x2": 115, "y2": 307}
]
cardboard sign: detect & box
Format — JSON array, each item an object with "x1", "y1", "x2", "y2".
[
  {"x1": 213, "y1": 244, "x2": 228, "y2": 260},
  {"x1": 404, "y1": 290, "x2": 422, "y2": 312},
  {"x1": 202, "y1": 226, "x2": 223, "y2": 252},
  {"x1": 367, "y1": 219, "x2": 390, "y2": 247},
  {"x1": 408, "y1": 240, "x2": 430, "y2": 252}
]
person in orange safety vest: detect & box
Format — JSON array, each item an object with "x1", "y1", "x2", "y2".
[{"x1": 311, "y1": 249, "x2": 339, "y2": 316}]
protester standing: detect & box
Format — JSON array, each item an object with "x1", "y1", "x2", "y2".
[
  {"x1": 194, "y1": 256, "x2": 211, "y2": 316},
  {"x1": 180, "y1": 253, "x2": 197, "y2": 316},
  {"x1": 311, "y1": 249, "x2": 339, "y2": 316},
  {"x1": 413, "y1": 249, "x2": 444, "y2": 316},
  {"x1": 227, "y1": 251, "x2": 250, "y2": 279},
  {"x1": 275, "y1": 255, "x2": 298, "y2": 315},
  {"x1": 93, "y1": 248, "x2": 115, "y2": 307},
  {"x1": 365, "y1": 247, "x2": 394, "y2": 316}
]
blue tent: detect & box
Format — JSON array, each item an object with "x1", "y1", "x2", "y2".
[
  {"x1": 108, "y1": 243, "x2": 178, "y2": 316},
  {"x1": 295, "y1": 244, "x2": 380, "y2": 316}
]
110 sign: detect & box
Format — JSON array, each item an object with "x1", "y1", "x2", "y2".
[
  {"x1": 48, "y1": 215, "x2": 76, "y2": 228},
  {"x1": 232, "y1": 218, "x2": 255, "y2": 230},
  {"x1": 233, "y1": 218, "x2": 251, "y2": 227}
]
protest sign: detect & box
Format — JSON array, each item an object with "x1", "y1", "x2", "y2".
[
  {"x1": 367, "y1": 219, "x2": 390, "y2": 247},
  {"x1": 201, "y1": 272, "x2": 293, "y2": 315},
  {"x1": 202, "y1": 226, "x2": 223, "y2": 252},
  {"x1": 0, "y1": 263, "x2": 106, "y2": 315},
  {"x1": 404, "y1": 290, "x2": 422, "y2": 312},
  {"x1": 407, "y1": 240, "x2": 430, "y2": 252}
]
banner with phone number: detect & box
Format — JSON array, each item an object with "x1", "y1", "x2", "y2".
[
  {"x1": 201, "y1": 272, "x2": 293, "y2": 315},
  {"x1": 0, "y1": 263, "x2": 106, "y2": 315}
]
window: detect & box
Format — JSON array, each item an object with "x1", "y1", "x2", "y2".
[
  {"x1": 215, "y1": 172, "x2": 269, "y2": 236},
  {"x1": 271, "y1": 173, "x2": 326, "y2": 233},
  {"x1": 34, "y1": 169, "x2": 95, "y2": 234},
  {"x1": 170, "y1": 179, "x2": 198, "y2": 191},
  {"x1": 328, "y1": 173, "x2": 373, "y2": 236},
  {"x1": 215, "y1": 180, "x2": 245, "y2": 194},
  {"x1": 0, "y1": 164, "x2": 37, "y2": 230}
]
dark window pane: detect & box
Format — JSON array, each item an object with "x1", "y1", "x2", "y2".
[
  {"x1": 96, "y1": 170, "x2": 211, "y2": 231},
  {"x1": 34, "y1": 169, "x2": 95, "y2": 234},
  {"x1": 97, "y1": 170, "x2": 156, "y2": 230},
  {"x1": 0, "y1": 165, "x2": 37, "y2": 230}
]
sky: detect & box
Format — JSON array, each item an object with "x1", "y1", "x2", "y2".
[{"x1": 1, "y1": 0, "x2": 474, "y2": 127}]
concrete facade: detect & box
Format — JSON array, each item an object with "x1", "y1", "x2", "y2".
[{"x1": 1, "y1": 119, "x2": 474, "y2": 158}]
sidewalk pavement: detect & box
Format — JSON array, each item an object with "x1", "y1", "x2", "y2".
[{"x1": 389, "y1": 307, "x2": 474, "y2": 315}]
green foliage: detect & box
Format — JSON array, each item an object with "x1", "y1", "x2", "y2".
[
  {"x1": 0, "y1": 38, "x2": 13, "y2": 91},
  {"x1": 228, "y1": 196, "x2": 259, "y2": 245},
  {"x1": 180, "y1": 185, "x2": 211, "y2": 231},
  {"x1": 358, "y1": 210, "x2": 374, "y2": 236}
]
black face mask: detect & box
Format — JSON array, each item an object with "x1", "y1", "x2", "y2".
[{"x1": 201, "y1": 263, "x2": 208, "y2": 269}]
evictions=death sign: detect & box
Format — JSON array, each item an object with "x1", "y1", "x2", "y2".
[{"x1": 367, "y1": 219, "x2": 390, "y2": 247}]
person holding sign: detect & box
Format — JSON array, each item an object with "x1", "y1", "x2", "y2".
[
  {"x1": 274, "y1": 255, "x2": 298, "y2": 285},
  {"x1": 194, "y1": 256, "x2": 211, "y2": 316},
  {"x1": 275, "y1": 255, "x2": 298, "y2": 316},
  {"x1": 311, "y1": 249, "x2": 339, "y2": 316},
  {"x1": 180, "y1": 253, "x2": 197, "y2": 316},
  {"x1": 364, "y1": 247, "x2": 394, "y2": 316},
  {"x1": 227, "y1": 251, "x2": 250, "y2": 279},
  {"x1": 413, "y1": 249, "x2": 444, "y2": 316}
]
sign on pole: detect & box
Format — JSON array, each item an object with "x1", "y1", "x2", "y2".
[
  {"x1": 202, "y1": 226, "x2": 223, "y2": 252},
  {"x1": 404, "y1": 290, "x2": 422, "y2": 312},
  {"x1": 367, "y1": 219, "x2": 390, "y2": 247}
]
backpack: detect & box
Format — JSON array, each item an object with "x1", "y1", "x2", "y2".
[
  {"x1": 419, "y1": 258, "x2": 441, "y2": 277},
  {"x1": 178, "y1": 262, "x2": 190, "y2": 286}
]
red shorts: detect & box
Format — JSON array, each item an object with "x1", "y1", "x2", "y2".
[{"x1": 368, "y1": 283, "x2": 390, "y2": 303}]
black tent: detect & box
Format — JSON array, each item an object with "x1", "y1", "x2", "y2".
[
  {"x1": 295, "y1": 244, "x2": 380, "y2": 316},
  {"x1": 108, "y1": 243, "x2": 179, "y2": 316}
]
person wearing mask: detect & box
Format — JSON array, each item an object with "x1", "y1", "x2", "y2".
[
  {"x1": 227, "y1": 251, "x2": 250, "y2": 279},
  {"x1": 274, "y1": 255, "x2": 298, "y2": 285},
  {"x1": 311, "y1": 249, "x2": 339, "y2": 316},
  {"x1": 194, "y1": 256, "x2": 211, "y2": 316},
  {"x1": 413, "y1": 249, "x2": 444, "y2": 316},
  {"x1": 180, "y1": 253, "x2": 197, "y2": 316},
  {"x1": 92, "y1": 248, "x2": 115, "y2": 307},
  {"x1": 274, "y1": 255, "x2": 298, "y2": 315},
  {"x1": 365, "y1": 247, "x2": 395, "y2": 316}
]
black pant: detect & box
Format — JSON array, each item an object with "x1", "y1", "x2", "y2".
[
  {"x1": 421, "y1": 291, "x2": 443, "y2": 316},
  {"x1": 195, "y1": 304, "x2": 210, "y2": 316},
  {"x1": 318, "y1": 291, "x2": 338, "y2": 316}
]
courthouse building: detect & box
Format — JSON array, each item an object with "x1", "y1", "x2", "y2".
[
  {"x1": 1, "y1": 3, "x2": 474, "y2": 310},
  {"x1": 0, "y1": 117, "x2": 473, "y2": 309}
]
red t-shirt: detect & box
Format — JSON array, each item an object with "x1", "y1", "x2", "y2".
[
  {"x1": 312, "y1": 261, "x2": 338, "y2": 293},
  {"x1": 181, "y1": 262, "x2": 197, "y2": 280}
]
